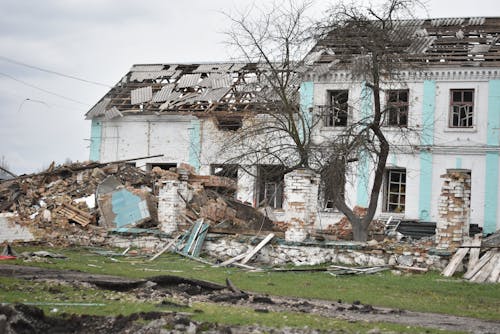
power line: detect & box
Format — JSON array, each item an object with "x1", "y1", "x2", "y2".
[
  {"x1": 0, "y1": 55, "x2": 112, "y2": 88},
  {"x1": 0, "y1": 71, "x2": 88, "y2": 106}
]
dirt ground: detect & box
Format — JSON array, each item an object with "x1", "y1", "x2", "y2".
[{"x1": 0, "y1": 264, "x2": 499, "y2": 334}]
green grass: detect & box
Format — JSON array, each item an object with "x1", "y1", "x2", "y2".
[
  {"x1": 3, "y1": 245, "x2": 500, "y2": 322},
  {"x1": 0, "y1": 276, "x2": 462, "y2": 334}
]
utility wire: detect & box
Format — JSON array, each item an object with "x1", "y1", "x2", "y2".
[
  {"x1": 0, "y1": 71, "x2": 89, "y2": 106},
  {"x1": 0, "y1": 55, "x2": 112, "y2": 88}
]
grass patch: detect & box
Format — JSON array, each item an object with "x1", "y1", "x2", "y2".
[{"x1": 4, "y1": 245, "x2": 500, "y2": 321}]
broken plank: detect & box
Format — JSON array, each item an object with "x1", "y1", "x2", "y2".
[
  {"x1": 241, "y1": 233, "x2": 274, "y2": 264},
  {"x1": 395, "y1": 265, "x2": 428, "y2": 273},
  {"x1": 464, "y1": 251, "x2": 494, "y2": 280},
  {"x1": 148, "y1": 235, "x2": 181, "y2": 262},
  {"x1": 216, "y1": 252, "x2": 248, "y2": 267},
  {"x1": 487, "y1": 253, "x2": 500, "y2": 283},
  {"x1": 470, "y1": 254, "x2": 496, "y2": 283},
  {"x1": 442, "y1": 247, "x2": 469, "y2": 277}
]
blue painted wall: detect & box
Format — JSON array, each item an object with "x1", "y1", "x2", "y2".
[
  {"x1": 356, "y1": 83, "x2": 372, "y2": 207},
  {"x1": 89, "y1": 119, "x2": 102, "y2": 161},
  {"x1": 189, "y1": 119, "x2": 201, "y2": 172},
  {"x1": 418, "y1": 80, "x2": 436, "y2": 221},
  {"x1": 483, "y1": 80, "x2": 500, "y2": 233},
  {"x1": 111, "y1": 189, "x2": 150, "y2": 228}
]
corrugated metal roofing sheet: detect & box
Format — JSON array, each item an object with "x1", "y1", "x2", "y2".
[
  {"x1": 431, "y1": 18, "x2": 465, "y2": 26},
  {"x1": 104, "y1": 106, "x2": 123, "y2": 120},
  {"x1": 407, "y1": 36, "x2": 436, "y2": 54},
  {"x1": 469, "y1": 17, "x2": 486, "y2": 25},
  {"x1": 212, "y1": 74, "x2": 232, "y2": 88},
  {"x1": 194, "y1": 63, "x2": 233, "y2": 73},
  {"x1": 177, "y1": 73, "x2": 201, "y2": 88},
  {"x1": 131, "y1": 86, "x2": 152, "y2": 104},
  {"x1": 130, "y1": 70, "x2": 176, "y2": 82},
  {"x1": 131, "y1": 64, "x2": 164, "y2": 71},
  {"x1": 152, "y1": 84, "x2": 175, "y2": 102},
  {"x1": 87, "y1": 98, "x2": 110, "y2": 117},
  {"x1": 470, "y1": 44, "x2": 491, "y2": 54},
  {"x1": 196, "y1": 87, "x2": 231, "y2": 101},
  {"x1": 229, "y1": 63, "x2": 247, "y2": 71}
]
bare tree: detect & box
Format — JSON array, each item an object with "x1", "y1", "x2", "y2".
[{"x1": 222, "y1": 0, "x2": 425, "y2": 241}]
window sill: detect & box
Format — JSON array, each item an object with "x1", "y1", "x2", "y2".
[{"x1": 443, "y1": 127, "x2": 477, "y2": 133}]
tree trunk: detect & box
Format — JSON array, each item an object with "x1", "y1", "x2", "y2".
[{"x1": 352, "y1": 222, "x2": 368, "y2": 242}]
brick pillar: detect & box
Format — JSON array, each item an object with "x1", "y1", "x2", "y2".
[
  {"x1": 283, "y1": 169, "x2": 320, "y2": 242},
  {"x1": 157, "y1": 179, "x2": 189, "y2": 234},
  {"x1": 435, "y1": 172, "x2": 471, "y2": 250}
]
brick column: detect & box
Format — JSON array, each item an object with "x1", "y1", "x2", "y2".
[
  {"x1": 283, "y1": 169, "x2": 320, "y2": 242},
  {"x1": 157, "y1": 179, "x2": 189, "y2": 234},
  {"x1": 435, "y1": 172, "x2": 471, "y2": 250}
]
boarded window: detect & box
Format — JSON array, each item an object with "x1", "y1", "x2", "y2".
[
  {"x1": 450, "y1": 89, "x2": 474, "y2": 128},
  {"x1": 386, "y1": 89, "x2": 409, "y2": 127}
]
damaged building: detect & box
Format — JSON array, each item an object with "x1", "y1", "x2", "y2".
[{"x1": 84, "y1": 17, "x2": 500, "y2": 239}]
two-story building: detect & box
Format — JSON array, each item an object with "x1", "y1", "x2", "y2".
[{"x1": 86, "y1": 17, "x2": 500, "y2": 234}]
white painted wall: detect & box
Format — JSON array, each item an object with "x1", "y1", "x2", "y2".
[{"x1": 99, "y1": 115, "x2": 194, "y2": 168}]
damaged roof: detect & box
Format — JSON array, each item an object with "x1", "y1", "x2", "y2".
[
  {"x1": 310, "y1": 17, "x2": 500, "y2": 67},
  {"x1": 86, "y1": 63, "x2": 284, "y2": 120}
]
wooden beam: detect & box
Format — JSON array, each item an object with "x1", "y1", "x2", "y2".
[
  {"x1": 442, "y1": 247, "x2": 469, "y2": 277},
  {"x1": 241, "y1": 233, "x2": 275, "y2": 264},
  {"x1": 148, "y1": 235, "x2": 181, "y2": 262}
]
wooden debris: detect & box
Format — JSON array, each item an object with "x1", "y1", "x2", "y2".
[
  {"x1": 148, "y1": 235, "x2": 181, "y2": 262},
  {"x1": 180, "y1": 219, "x2": 209, "y2": 258},
  {"x1": 442, "y1": 247, "x2": 469, "y2": 277},
  {"x1": 395, "y1": 265, "x2": 428, "y2": 273},
  {"x1": 463, "y1": 250, "x2": 494, "y2": 280},
  {"x1": 57, "y1": 202, "x2": 94, "y2": 226},
  {"x1": 328, "y1": 265, "x2": 391, "y2": 275},
  {"x1": 241, "y1": 233, "x2": 274, "y2": 264}
]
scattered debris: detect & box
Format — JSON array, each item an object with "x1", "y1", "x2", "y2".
[{"x1": 328, "y1": 265, "x2": 391, "y2": 276}]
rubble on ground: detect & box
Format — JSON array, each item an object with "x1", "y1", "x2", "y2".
[{"x1": 0, "y1": 160, "x2": 275, "y2": 247}]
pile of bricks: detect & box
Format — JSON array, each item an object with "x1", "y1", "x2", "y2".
[{"x1": 435, "y1": 172, "x2": 471, "y2": 250}]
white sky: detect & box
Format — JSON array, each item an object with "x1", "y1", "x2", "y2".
[{"x1": 1, "y1": 0, "x2": 499, "y2": 174}]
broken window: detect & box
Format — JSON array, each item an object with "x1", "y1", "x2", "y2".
[
  {"x1": 257, "y1": 165, "x2": 284, "y2": 209},
  {"x1": 384, "y1": 169, "x2": 406, "y2": 213},
  {"x1": 146, "y1": 163, "x2": 177, "y2": 172},
  {"x1": 385, "y1": 89, "x2": 409, "y2": 127},
  {"x1": 323, "y1": 90, "x2": 349, "y2": 127},
  {"x1": 450, "y1": 89, "x2": 474, "y2": 128},
  {"x1": 210, "y1": 164, "x2": 238, "y2": 180},
  {"x1": 321, "y1": 160, "x2": 345, "y2": 211}
]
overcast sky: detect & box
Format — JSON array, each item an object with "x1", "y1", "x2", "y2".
[{"x1": 1, "y1": 0, "x2": 499, "y2": 175}]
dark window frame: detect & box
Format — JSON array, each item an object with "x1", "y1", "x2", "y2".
[
  {"x1": 256, "y1": 165, "x2": 285, "y2": 209},
  {"x1": 384, "y1": 168, "x2": 406, "y2": 213},
  {"x1": 449, "y1": 89, "x2": 474, "y2": 128},
  {"x1": 385, "y1": 89, "x2": 409, "y2": 127},
  {"x1": 323, "y1": 90, "x2": 349, "y2": 127}
]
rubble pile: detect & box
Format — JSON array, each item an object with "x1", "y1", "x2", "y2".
[
  {"x1": 325, "y1": 207, "x2": 385, "y2": 240},
  {"x1": 0, "y1": 161, "x2": 275, "y2": 246},
  {"x1": 0, "y1": 162, "x2": 155, "y2": 245}
]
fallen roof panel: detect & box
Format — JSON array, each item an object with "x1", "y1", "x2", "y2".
[
  {"x1": 177, "y1": 73, "x2": 201, "y2": 88},
  {"x1": 131, "y1": 86, "x2": 153, "y2": 105},
  {"x1": 152, "y1": 84, "x2": 175, "y2": 102}
]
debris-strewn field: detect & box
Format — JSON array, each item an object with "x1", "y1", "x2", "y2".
[{"x1": 0, "y1": 246, "x2": 499, "y2": 333}]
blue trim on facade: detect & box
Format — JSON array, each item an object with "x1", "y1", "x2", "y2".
[
  {"x1": 189, "y1": 119, "x2": 201, "y2": 172},
  {"x1": 299, "y1": 81, "x2": 314, "y2": 129},
  {"x1": 356, "y1": 83, "x2": 372, "y2": 207},
  {"x1": 418, "y1": 80, "x2": 436, "y2": 221},
  {"x1": 455, "y1": 157, "x2": 462, "y2": 169},
  {"x1": 483, "y1": 80, "x2": 500, "y2": 234},
  {"x1": 89, "y1": 119, "x2": 102, "y2": 161}
]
